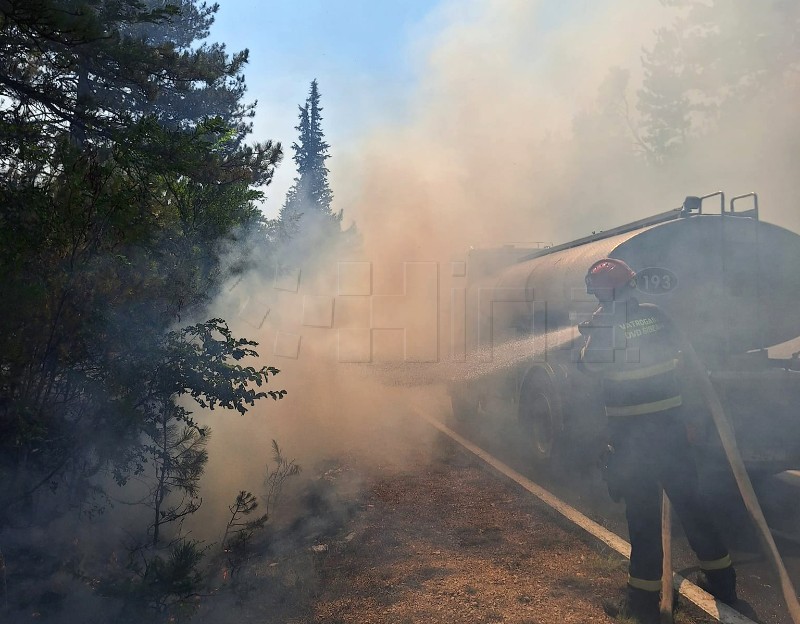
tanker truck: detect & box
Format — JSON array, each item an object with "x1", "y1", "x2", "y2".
[{"x1": 450, "y1": 192, "x2": 800, "y2": 478}]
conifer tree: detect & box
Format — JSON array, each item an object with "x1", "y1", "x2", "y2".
[
  {"x1": 280, "y1": 80, "x2": 342, "y2": 246},
  {"x1": 0, "y1": 0, "x2": 283, "y2": 526}
]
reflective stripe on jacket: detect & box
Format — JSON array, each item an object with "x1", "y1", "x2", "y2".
[{"x1": 578, "y1": 299, "x2": 683, "y2": 417}]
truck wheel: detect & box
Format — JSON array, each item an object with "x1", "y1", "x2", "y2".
[{"x1": 519, "y1": 375, "x2": 562, "y2": 466}]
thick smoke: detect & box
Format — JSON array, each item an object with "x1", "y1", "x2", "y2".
[
  {"x1": 8, "y1": 3, "x2": 800, "y2": 623},
  {"x1": 191, "y1": 0, "x2": 800, "y2": 528},
  {"x1": 337, "y1": 0, "x2": 663, "y2": 260},
  {"x1": 342, "y1": 0, "x2": 800, "y2": 257}
]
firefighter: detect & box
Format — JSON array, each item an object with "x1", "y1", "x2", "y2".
[{"x1": 577, "y1": 258, "x2": 738, "y2": 624}]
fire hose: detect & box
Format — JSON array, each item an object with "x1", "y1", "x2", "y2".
[
  {"x1": 681, "y1": 342, "x2": 800, "y2": 624},
  {"x1": 661, "y1": 491, "x2": 674, "y2": 623}
]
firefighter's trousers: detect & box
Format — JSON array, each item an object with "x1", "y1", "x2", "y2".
[{"x1": 608, "y1": 408, "x2": 731, "y2": 589}]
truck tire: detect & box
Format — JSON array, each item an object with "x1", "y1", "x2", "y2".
[{"x1": 519, "y1": 371, "x2": 563, "y2": 467}]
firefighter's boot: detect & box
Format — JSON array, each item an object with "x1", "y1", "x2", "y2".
[
  {"x1": 603, "y1": 586, "x2": 660, "y2": 624},
  {"x1": 697, "y1": 566, "x2": 762, "y2": 622},
  {"x1": 696, "y1": 566, "x2": 737, "y2": 604}
]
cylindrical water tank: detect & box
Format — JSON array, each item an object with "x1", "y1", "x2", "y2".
[{"x1": 468, "y1": 214, "x2": 800, "y2": 356}]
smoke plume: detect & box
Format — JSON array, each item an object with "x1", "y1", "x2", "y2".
[{"x1": 197, "y1": 0, "x2": 800, "y2": 545}]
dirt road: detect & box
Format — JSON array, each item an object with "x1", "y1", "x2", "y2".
[{"x1": 304, "y1": 439, "x2": 716, "y2": 624}]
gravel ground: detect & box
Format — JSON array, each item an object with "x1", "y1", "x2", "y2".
[{"x1": 306, "y1": 439, "x2": 718, "y2": 624}]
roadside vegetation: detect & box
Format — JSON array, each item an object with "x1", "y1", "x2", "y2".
[{"x1": 0, "y1": 1, "x2": 349, "y2": 621}]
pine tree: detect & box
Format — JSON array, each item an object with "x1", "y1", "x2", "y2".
[
  {"x1": 280, "y1": 80, "x2": 342, "y2": 247},
  {"x1": 119, "y1": 0, "x2": 257, "y2": 141},
  {"x1": 0, "y1": 0, "x2": 283, "y2": 526}
]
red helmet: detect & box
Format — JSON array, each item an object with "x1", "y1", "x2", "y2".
[{"x1": 585, "y1": 258, "x2": 637, "y2": 295}]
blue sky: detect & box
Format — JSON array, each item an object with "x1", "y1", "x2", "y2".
[
  {"x1": 211, "y1": 1, "x2": 443, "y2": 214},
  {"x1": 209, "y1": 1, "x2": 583, "y2": 216},
  {"x1": 213, "y1": 1, "x2": 437, "y2": 86}
]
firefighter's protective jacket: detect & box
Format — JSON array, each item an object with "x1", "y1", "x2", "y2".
[
  {"x1": 578, "y1": 298, "x2": 683, "y2": 418},
  {"x1": 578, "y1": 298, "x2": 734, "y2": 598}
]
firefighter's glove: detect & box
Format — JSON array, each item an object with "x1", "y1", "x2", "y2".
[{"x1": 600, "y1": 444, "x2": 624, "y2": 503}]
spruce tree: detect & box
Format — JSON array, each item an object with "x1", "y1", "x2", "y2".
[{"x1": 280, "y1": 80, "x2": 342, "y2": 249}]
